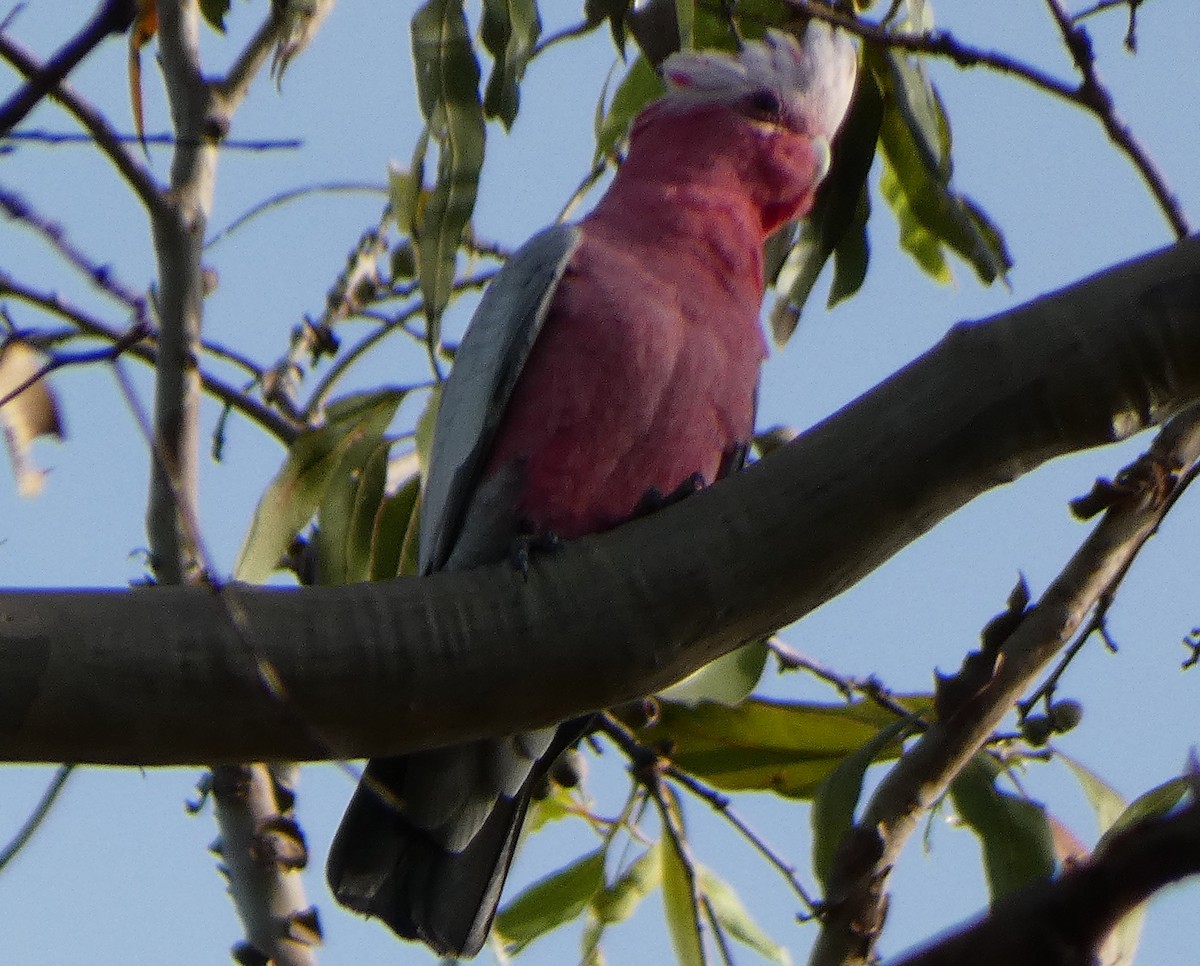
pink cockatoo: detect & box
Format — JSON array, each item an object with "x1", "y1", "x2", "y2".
[{"x1": 327, "y1": 21, "x2": 858, "y2": 958}]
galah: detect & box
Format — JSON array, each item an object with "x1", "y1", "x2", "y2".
[{"x1": 327, "y1": 21, "x2": 858, "y2": 958}]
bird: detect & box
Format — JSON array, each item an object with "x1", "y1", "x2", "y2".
[{"x1": 326, "y1": 21, "x2": 858, "y2": 959}]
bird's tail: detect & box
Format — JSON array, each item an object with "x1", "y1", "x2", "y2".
[{"x1": 327, "y1": 721, "x2": 589, "y2": 958}]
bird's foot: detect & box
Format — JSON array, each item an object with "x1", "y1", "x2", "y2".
[
  {"x1": 717, "y1": 441, "x2": 749, "y2": 480},
  {"x1": 509, "y1": 526, "x2": 562, "y2": 578},
  {"x1": 633, "y1": 471, "x2": 707, "y2": 519}
]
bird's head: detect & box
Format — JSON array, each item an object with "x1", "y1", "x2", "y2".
[{"x1": 659, "y1": 21, "x2": 859, "y2": 148}]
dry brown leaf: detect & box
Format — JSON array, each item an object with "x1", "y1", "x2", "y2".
[{"x1": 0, "y1": 339, "x2": 65, "y2": 497}]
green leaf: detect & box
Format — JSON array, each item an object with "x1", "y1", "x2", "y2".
[
  {"x1": 414, "y1": 384, "x2": 441, "y2": 476},
  {"x1": 315, "y1": 438, "x2": 391, "y2": 585},
  {"x1": 1095, "y1": 776, "x2": 1190, "y2": 856},
  {"x1": 368, "y1": 472, "x2": 421, "y2": 580},
  {"x1": 411, "y1": 0, "x2": 487, "y2": 345},
  {"x1": 631, "y1": 697, "x2": 928, "y2": 799},
  {"x1": 674, "y1": 0, "x2": 693, "y2": 51},
  {"x1": 591, "y1": 843, "x2": 663, "y2": 925},
  {"x1": 594, "y1": 56, "x2": 662, "y2": 164},
  {"x1": 659, "y1": 798, "x2": 705, "y2": 966},
  {"x1": 480, "y1": 0, "x2": 541, "y2": 129},
  {"x1": 697, "y1": 866, "x2": 791, "y2": 965},
  {"x1": 949, "y1": 753, "x2": 1056, "y2": 901},
  {"x1": 495, "y1": 847, "x2": 607, "y2": 953},
  {"x1": 769, "y1": 52, "x2": 880, "y2": 342},
  {"x1": 811, "y1": 719, "x2": 912, "y2": 889},
  {"x1": 1057, "y1": 752, "x2": 1128, "y2": 836},
  {"x1": 659, "y1": 640, "x2": 769, "y2": 708},
  {"x1": 869, "y1": 45, "x2": 1011, "y2": 287},
  {"x1": 234, "y1": 390, "x2": 405, "y2": 583}
]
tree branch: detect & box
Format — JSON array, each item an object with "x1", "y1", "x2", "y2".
[
  {"x1": 891, "y1": 773, "x2": 1200, "y2": 965},
  {"x1": 0, "y1": 19, "x2": 165, "y2": 216},
  {"x1": 0, "y1": 236, "x2": 1196, "y2": 766},
  {"x1": 0, "y1": 0, "x2": 136, "y2": 135}
]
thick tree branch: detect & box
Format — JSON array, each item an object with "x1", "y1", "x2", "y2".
[{"x1": 0, "y1": 236, "x2": 1196, "y2": 766}]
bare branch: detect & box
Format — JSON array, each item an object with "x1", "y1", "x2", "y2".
[
  {"x1": 0, "y1": 0, "x2": 135, "y2": 135},
  {"x1": 0, "y1": 22, "x2": 164, "y2": 216},
  {"x1": 784, "y1": 0, "x2": 1191, "y2": 238}
]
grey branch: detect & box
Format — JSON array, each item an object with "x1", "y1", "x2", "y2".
[{"x1": 0, "y1": 235, "x2": 1197, "y2": 766}]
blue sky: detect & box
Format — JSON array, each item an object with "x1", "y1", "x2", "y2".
[{"x1": 2, "y1": 2, "x2": 1199, "y2": 964}]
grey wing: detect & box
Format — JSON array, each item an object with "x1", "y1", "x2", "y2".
[{"x1": 418, "y1": 223, "x2": 581, "y2": 575}]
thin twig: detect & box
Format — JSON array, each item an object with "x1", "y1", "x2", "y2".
[
  {"x1": 0, "y1": 320, "x2": 149, "y2": 410},
  {"x1": 599, "y1": 713, "x2": 821, "y2": 916},
  {"x1": 0, "y1": 273, "x2": 299, "y2": 443},
  {"x1": 0, "y1": 765, "x2": 74, "y2": 871},
  {"x1": 783, "y1": 0, "x2": 1190, "y2": 238},
  {"x1": 0, "y1": 27, "x2": 164, "y2": 216},
  {"x1": 205, "y1": 181, "x2": 388, "y2": 250},
  {"x1": 531, "y1": 19, "x2": 595, "y2": 58},
  {"x1": 0, "y1": 187, "x2": 150, "y2": 320},
  {"x1": 3, "y1": 129, "x2": 303, "y2": 150},
  {"x1": 0, "y1": 0, "x2": 134, "y2": 136}
]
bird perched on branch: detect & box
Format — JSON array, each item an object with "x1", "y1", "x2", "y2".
[{"x1": 327, "y1": 20, "x2": 858, "y2": 958}]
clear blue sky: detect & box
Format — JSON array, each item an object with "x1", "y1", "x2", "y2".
[{"x1": 2, "y1": 2, "x2": 1199, "y2": 964}]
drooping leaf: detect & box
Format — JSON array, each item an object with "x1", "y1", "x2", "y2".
[
  {"x1": 0, "y1": 338, "x2": 64, "y2": 497},
  {"x1": 658, "y1": 639, "x2": 769, "y2": 708},
  {"x1": 234, "y1": 390, "x2": 404, "y2": 583},
  {"x1": 127, "y1": 0, "x2": 158, "y2": 155},
  {"x1": 697, "y1": 865, "x2": 791, "y2": 965},
  {"x1": 494, "y1": 847, "x2": 607, "y2": 953},
  {"x1": 411, "y1": 0, "x2": 486, "y2": 347},
  {"x1": 594, "y1": 55, "x2": 662, "y2": 164},
  {"x1": 811, "y1": 719, "x2": 912, "y2": 888},
  {"x1": 1094, "y1": 775, "x2": 1190, "y2": 856},
  {"x1": 869, "y1": 44, "x2": 1011, "y2": 286},
  {"x1": 368, "y1": 471, "x2": 421, "y2": 580},
  {"x1": 315, "y1": 439, "x2": 391, "y2": 586},
  {"x1": 949, "y1": 753, "x2": 1056, "y2": 901},
  {"x1": 630, "y1": 697, "x2": 929, "y2": 799},
  {"x1": 480, "y1": 0, "x2": 541, "y2": 128},
  {"x1": 659, "y1": 795, "x2": 705, "y2": 966},
  {"x1": 591, "y1": 843, "x2": 663, "y2": 926},
  {"x1": 770, "y1": 63, "x2": 881, "y2": 342},
  {"x1": 1058, "y1": 752, "x2": 1128, "y2": 836}
]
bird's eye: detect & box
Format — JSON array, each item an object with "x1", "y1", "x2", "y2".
[{"x1": 745, "y1": 89, "x2": 783, "y2": 121}]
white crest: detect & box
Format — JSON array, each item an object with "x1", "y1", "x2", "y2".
[{"x1": 661, "y1": 21, "x2": 858, "y2": 139}]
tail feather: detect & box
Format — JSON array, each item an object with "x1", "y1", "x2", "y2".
[{"x1": 327, "y1": 720, "x2": 591, "y2": 959}]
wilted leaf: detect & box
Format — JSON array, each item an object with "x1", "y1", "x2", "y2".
[
  {"x1": 949, "y1": 753, "x2": 1056, "y2": 901},
  {"x1": 658, "y1": 639, "x2": 769, "y2": 708},
  {"x1": 480, "y1": 0, "x2": 540, "y2": 128},
  {"x1": 494, "y1": 847, "x2": 606, "y2": 953},
  {"x1": 697, "y1": 865, "x2": 791, "y2": 965},
  {"x1": 631, "y1": 697, "x2": 928, "y2": 799},
  {"x1": 0, "y1": 339, "x2": 64, "y2": 497},
  {"x1": 411, "y1": 0, "x2": 486, "y2": 347},
  {"x1": 234, "y1": 390, "x2": 404, "y2": 583},
  {"x1": 594, "y1": 56, "x2": 662, "y2": 164},
  {"x1": 811, "y1": 719, "x2": 911, "y2": 888},
  {"x1": 128, "y1": 0, "x2": 158, "y2": 154}
]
